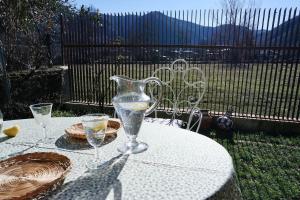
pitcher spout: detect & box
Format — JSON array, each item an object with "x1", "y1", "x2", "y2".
[
  {"x1": 110, "y1": 75, "x2": 117, "y2": 81},
  {"x1": 110, "y1": 75, "x2": 147, "y2": 88},
  {"x1": 110, "y1": 75, "x2": 121, "y2": 82},
  {"x1": 110, "y1": 75, "x2": 132, "y2": 83}
]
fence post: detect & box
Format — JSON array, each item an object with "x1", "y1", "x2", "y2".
[
  {"x1": 60, "y1": 66, "x2": 70, "y2": 103},
  {"x1": 60, "y1": 13, "x2": 65, "y2": 66}
]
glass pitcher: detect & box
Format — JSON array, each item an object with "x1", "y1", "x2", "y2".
[{"x1": 110, "y1": 75, "x2": 162, "y2": 154}]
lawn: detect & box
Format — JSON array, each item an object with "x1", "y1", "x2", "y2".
[
  {"x1": 52, "y1": 109, "x2": 300, "y2": 200},
  {"x1": 69, "y1": 62, "x2": 300, "y2": 120},
  {"x1": 212, "y1": 131, "x2": 300, "y2": 200}
]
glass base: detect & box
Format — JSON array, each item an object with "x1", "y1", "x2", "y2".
[
  {"x1": 86, "y1": 159, "x2": 104, "y2": 170},
  {"x1": 118, "y1": 142, "x2": 148, "y2": 154},
  {"x1": 36, "y1": 137, "x2": 56, "y2": 145}
]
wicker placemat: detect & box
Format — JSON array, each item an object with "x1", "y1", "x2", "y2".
[
  {"x1": 0, "y1": 152, "x2": 71, "y2": 200},
  {"x1": 65, "y1": 118, "x2": 121, "y2": 140}
]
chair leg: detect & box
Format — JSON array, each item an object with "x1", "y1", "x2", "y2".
[{"x1": 195, "y1": 111, "x2": 203, "y2": 133}]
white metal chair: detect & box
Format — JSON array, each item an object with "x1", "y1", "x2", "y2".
[{"x1": 145, "y1": 59, "x2": 206, "y2": 132}]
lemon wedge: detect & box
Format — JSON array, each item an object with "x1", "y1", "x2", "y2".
[
  {"x1": 132, "y1": 102, "x2": 149, "y2": 111},
  {"x1": 3, "y1": 125, "x2": 20, "y2": 137},
  {"x1": 119, "y1": 102, "x2": 149, "y2": 111},
  {"x1": 92, "y1": 121, "x2": 107, "y2": 132}
]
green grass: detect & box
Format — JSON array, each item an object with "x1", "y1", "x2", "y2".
[
  {"x1": 212, "y1": 132, "x2": 300, "y2": 200},
  {"x1": 52, "y1": 110, "x2": 77, "y2": 117},
  {"x1": 53, "y1": 108, "x2": 300, "y2": 200},
  {"x1": 70, "y1": 63, "x2": 300, "y2": 119}
]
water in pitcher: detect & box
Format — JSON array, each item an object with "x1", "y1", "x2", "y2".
[{"x1": 114, "y1": 97, "x2": 149, "y2": 139}]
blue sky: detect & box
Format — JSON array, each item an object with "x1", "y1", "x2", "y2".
[{"x1": 73, "y1": 0, "x2": 300, "y2": 13}]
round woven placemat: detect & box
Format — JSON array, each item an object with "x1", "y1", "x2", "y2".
[
  {"x1": 0, "y1": 152, "x2": 71, "y2": 200},
  {"x1": 65, "y1": 118, "x2": 121, "y2": 140}
]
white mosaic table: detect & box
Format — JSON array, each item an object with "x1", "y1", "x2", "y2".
[{"x1": 1, "y1": 117, "x2": 242, "y2": 200}]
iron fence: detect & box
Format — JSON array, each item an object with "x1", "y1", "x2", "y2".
[{"x1": 61, "y1": 8, "x2": 300, "y2": 121}]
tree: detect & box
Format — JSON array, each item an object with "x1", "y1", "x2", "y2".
[
  {"x1": 0, "y1": 0, "x2": 75, "y2": 70},
  {"x1": 214, "y1": 0, "x2": 257, "y2": 65},
  {"x1": 0, "y1": 41, "x2": 11, "y2": 107},
  {"x1": 0, "y1": 0, "x2": 76, "y2": 115},
  {"x1": 221, "y1": 0, "x2": 256, "y2": 27}
]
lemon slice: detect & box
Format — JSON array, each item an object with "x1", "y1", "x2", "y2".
[
  {"x1": 133, "y1": 102, "x2": 149, "y2": 111},
  {"x1": 92, "y1": 121, "x2": 108, "y2": 132},
  {"x1": 3, "y1": 125, "x2": 20, "y2": 137},
  {"x1": 120, "y1": 102, "x2": 149, "y2": 111}
]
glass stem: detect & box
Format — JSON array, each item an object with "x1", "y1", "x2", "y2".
[
  {"x1": 127, "y1": 136, "x2": 138, "y2": 147},
  {"x1": 43, "y1": 126, "x2": 47, "y2": 140},
  {"x1": 95, "y1": 147, "x2": 99, "y2": 161}
]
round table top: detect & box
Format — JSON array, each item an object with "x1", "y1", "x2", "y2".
[{"x1": 0, "y1": 117, "x2": 237, "y2": 200}]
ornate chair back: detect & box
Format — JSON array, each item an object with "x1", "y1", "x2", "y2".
[{"x1": 147, "y1": 59, "x2": 206, "y2": 132}]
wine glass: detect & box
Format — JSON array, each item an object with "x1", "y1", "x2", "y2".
[
  {"x1": 29, "y1": 103, "x2": 53, "y2": 144},
  {"x1": 82, "y1": 114, "x2": 109, "y2": 169}
]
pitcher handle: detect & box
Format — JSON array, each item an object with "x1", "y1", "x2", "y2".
[{"x1": 144, "y1": 77, "x2": 162, "y2": 116}]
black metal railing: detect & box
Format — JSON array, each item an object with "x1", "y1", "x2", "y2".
[{"x1": 61, "y1": 8, "x2": 300, "y2": 121}]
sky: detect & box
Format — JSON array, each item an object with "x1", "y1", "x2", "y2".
[{"x1": 73, "y1": 0, "x2": 300, "y2": 13}]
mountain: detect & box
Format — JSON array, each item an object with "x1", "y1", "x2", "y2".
[
  {"x1": 102, "y1": 11, "x2": 214, "y2": 45},
  {"x1": 64, "y1": 11, "x2": 300, "y2": 47},
  {"x1": 268, "y1": 15, "x2": 300, "y2": 46}
]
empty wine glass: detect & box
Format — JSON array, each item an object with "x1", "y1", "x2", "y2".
[
  {"x1": 29, "y1": 103, "x2": 53, "y2": 144},
  {"x1": 82, "y1": 114, "x2": 109, "y2": 169}
]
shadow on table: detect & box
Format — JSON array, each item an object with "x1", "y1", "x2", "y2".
[
  {"x1": 55, "y1": 135, "x2": 92, "y2": 150},
  {"x1": 0, "y1": 145, "x2": 36, "y2": 160},
  {"x1": 55, "y1": 134, "x2": 117, "y2": 151},
  {"x1": 51, "y1": 154, "x2": 128, "y2": 200},
  {"x1": 0, "y1": 136, "x2": 11, "y2": 143}
]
